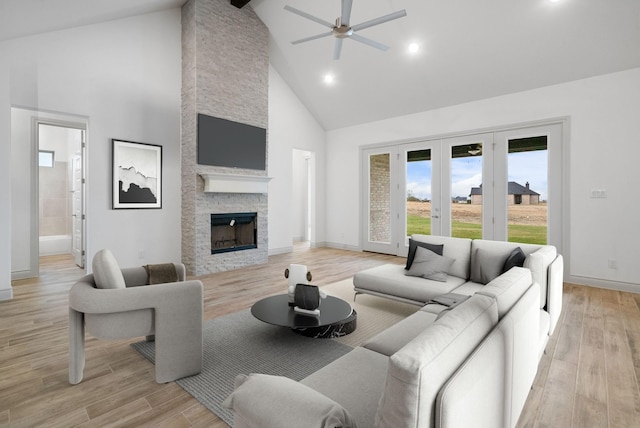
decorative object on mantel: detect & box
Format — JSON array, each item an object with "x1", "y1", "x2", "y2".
[
  {"x1": 284, "y1": 264, "x2": 313, "y2": 305},
  {"x1": 199, "y1": 173, "x2": 272, "y2": 194},
  {"x1": 112, "y1": 139, "x2": 162, "y2": 209}
]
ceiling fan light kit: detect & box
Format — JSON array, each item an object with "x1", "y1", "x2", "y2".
[{"x1": 285, "y1": 0, "x2": 407, "y2": 60}]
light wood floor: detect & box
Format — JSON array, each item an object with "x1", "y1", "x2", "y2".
[{"x1": 2, "y1": 245, "x2": 639, "y2": 427}]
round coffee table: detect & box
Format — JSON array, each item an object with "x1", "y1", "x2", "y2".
[{"x1": 251, "y1": 294, "x2": 357, "y2": 338}]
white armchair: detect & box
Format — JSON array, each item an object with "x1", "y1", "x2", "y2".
[{"x1": 68, "y1": 249, "x2": 203, "y2": 384}]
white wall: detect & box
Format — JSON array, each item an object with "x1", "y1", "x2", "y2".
[
  {"x1": 0, "y1": 66, "x2": 12, "y2": 299},
  {"x1": 326, "y1": 68, "x2": 640, "y2": 292},
  {"x1": 268, "y1": 65, "x2": 326, "y2": 253},
  {"x1": 1, "y1": 9, "x2": 183, "y2": 291}
]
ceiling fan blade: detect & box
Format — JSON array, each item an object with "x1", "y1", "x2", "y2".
[
  {"x1": 291, "y1": 31, "x2": 334, "y2": 45},
  {"x1": 351, "y1": 9, "x2": 407, "y2": 32},
  {"x1": 349, "y1": 33, "x2": 389, "y2": 51},
  {"x1": 341, "y1": 0, "x2": 353, "y2": 26},
  {"x1": 333, "y1": 38, "x2": 344, "y2": 60},
  {"x1": 284, "y1": 5, "x2": 335, "y2": 29}
]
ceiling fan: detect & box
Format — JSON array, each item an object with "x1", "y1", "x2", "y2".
[{"x1": 284, "y1": 0, "x2": 407, "y2": 60}]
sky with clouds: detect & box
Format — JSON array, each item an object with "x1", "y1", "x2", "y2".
[{"x1": 406, "y1": 150, "x2": 548, "y2": 201}]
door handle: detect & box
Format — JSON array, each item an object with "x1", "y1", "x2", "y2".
[{"x1": 431, "y1": 215, "x2": 439, "y2": 219}]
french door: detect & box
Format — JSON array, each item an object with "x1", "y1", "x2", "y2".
[
  {"x1": 361, "y1": 122, "x2": 563, "y2": 256},
  {"x1": 362, "y1": 146, "x2": 400, "y2": 255}
]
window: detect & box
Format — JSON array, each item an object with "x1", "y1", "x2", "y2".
[{"x1": 39, "y1": 150, "x2": 55, "y2": 168}]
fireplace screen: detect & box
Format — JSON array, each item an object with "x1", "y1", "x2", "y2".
[{"x1": 211, "y1": 212, "x2": 257, "y2": 254}]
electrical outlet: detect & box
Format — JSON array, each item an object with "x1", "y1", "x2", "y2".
[
  {"x1": 139, "y1": 250, "x2": 145, "y2": 259},
  {"x1": 591, "y1": 189, "x2": 607, "y2": 198},
  {"x1": 608, "y1": 259, "x2": 617, "y2": 269}
]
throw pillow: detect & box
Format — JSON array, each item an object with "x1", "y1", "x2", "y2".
[
  {"x1": 405, "y1": 246, "x2": 455, "y2": 282},
  {"x1": 405, "y1": 239, "x2": 444, "y2": 270},
  {"x1": 502, "y1": 247, "x2": 526, "y2": 273},
  {"x1": 222, "y1": 373, "x2": 357, "y2": 428},
  {"x1": 92, "y1": 249, "x2": 126, "y2": 289},
  {"x1": 470, "y1": 248, "x2": 507, "y2": 285}
]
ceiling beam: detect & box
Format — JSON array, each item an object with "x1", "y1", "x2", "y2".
[{"x1": 230, "y1": 0, "x2": 251, "y2": 8}]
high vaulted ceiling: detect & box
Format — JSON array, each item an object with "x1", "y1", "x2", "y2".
[{"x1": 2, "y1": 0, "x2": 640, "y2": 130}]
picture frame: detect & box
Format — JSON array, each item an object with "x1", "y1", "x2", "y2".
[{"x1": 112, "y1": 139, "x2": 162, "y2": 209}]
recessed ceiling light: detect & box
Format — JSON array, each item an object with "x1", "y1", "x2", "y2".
[
  {"x1": 323, "y1": 74, "x2": 335, "y2": 85},
  {"x1": 408, "y1": 43, "x2": 420, "y2": 54}
]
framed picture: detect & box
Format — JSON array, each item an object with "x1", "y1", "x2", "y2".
[{"x1": 112, "y1": 139, "x2": 162, "y2": 209}]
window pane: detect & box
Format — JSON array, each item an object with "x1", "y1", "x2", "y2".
[
  {"x1": 507, "y1": 137, "x2": 548, "y2": 244},
  {"x1": 451, "y1": 143, "x2": 482, "y2": 239},
  {"x1": 406, "y1": 149, "x2": 432, "y2": 237},
  {"x1": 369, "y1": 153, "x2": 391, "y2": 243},
  {"x1": 39, "y1": 150, "x2": 54, "y2": 168}
]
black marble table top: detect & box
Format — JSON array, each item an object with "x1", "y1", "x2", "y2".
[{"x1": 251, "y1": 294, "x2": 357, "y2": 338}]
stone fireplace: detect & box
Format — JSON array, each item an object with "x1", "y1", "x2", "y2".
[
  {"x1": 180, "y1": 0, "x2": 268, "y2": 276},
  {"x1": 210, "y1": 212, "x2": 257, "y2": 254}
]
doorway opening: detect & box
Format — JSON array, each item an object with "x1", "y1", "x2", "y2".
[
  {"x1": 10, "y1": 108, "x2": 87, "y2": 281},
  {"x1": 38, "y1": 123, "x2": 85, "y2": 265},
  {"x1": 292, "y1": 149, "x2": 315, "y2": 248}
]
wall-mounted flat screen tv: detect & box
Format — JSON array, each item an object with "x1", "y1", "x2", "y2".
[{"x1": 197, "y1": 113, "x2": 266, "y2": 171}]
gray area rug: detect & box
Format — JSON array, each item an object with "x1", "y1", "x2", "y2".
[{"x1": 132, "y1": 309, "x2": 353, "y2": 426}]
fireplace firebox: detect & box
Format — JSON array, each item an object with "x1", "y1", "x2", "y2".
[{"x1": 211, "y1": 212, "x2": 257, "y2": 254}]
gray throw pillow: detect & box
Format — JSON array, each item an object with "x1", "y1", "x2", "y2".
[
  {"x1": 223, "y1": 373, "x2": 357, "y2": 428},
  {"x1": 405, "y1": 239, "x2": 444, "y2": 269},
  {"x1": 470, "y1": 248, "x2": 507, "y2": 285},
  {"x1": 405, "y1": 246, "x2": 455, "y2": 282},
  {"x1": 92, "y1": 249, "x2": 126, "y2": 289}
]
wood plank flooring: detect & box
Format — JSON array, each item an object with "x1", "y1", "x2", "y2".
[{"x1": 2, "y1": 245, "x2": 639, "y2": 427}]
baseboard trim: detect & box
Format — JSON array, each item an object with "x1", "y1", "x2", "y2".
[
  {"x1": 268, "y1": 246, "x2": 293, "y2": 256},
  {"x1": 0, "y1": 288, "x2": 14, "y2": 301},
  {"x1": 566, "y1": 275, "x2": 640, "y2": 294},
  {"x1": 11, "y1": 269, "x2": 36, "y2": 281},
  {"x1": 323, "y1": 242, "x2": 362, "y2": 252}
]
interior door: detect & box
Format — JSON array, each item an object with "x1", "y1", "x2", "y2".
[
  {"x1": 361, "y1": 146, "x2": 400, "y2": 255},
  {"x1": 71, "y1": 152, "x2": 84, "y2": 267}
]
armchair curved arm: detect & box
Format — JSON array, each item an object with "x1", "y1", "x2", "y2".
[
  {"x1": 69, "y1": 277, "x2": 203, "y2": 314},
  {"x1": 223, "y1": 373, "x2": 357, "y2": 428}
]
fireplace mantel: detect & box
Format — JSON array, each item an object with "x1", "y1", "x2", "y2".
[{"x1": 200, "y1": 173, "x2": 272, "y2": 194}]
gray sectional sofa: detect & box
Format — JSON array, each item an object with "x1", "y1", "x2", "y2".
[{"x1": 223, "y1": 235, "x2": 564, "y2": 428}]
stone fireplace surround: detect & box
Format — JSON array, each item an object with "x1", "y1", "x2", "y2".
[{"x1": 180, "y1": 0, "x2": 269, "y2": 276}]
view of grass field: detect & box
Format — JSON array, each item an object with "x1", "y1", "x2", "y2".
[{"x1": 406, "y1": 201, "x2": 547, "y2": 244}]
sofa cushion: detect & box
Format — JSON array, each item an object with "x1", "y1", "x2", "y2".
[
  {"x1": 363, "y1": 311, "x2": 438, "y2": 356},
  {"x1": 410, "y1": 235, "x2": 472, "y2": 280},
  {"x1": 470, "y1": 247, "x2": 510, "y2": 285},
  {"x1": 475, "y1": 267, "x2": 532, "y2": 318},
  {"x1": 92, "y1": 249, "x2": 126, "y2": 289},
  {"x1": 302, "y1": 347, "x2": 389, "y2": 428},
  {"x1": 405, "y1": 246, "x2": 455, "y2": 282},
  {"x1": 354, "y1": 264, "x2": 465, "y2": 305},
  {"x1": 224, "y1": 373, "x2": 357, "y2": 428},
  {"x1": 373, "y1": 294, "x2": 498, "y2": 428},
  {"x1": 503, "y1": 247, "x2": 526, "y2": 273},
  {"x1": 405, "y1": 239, "x2": 444, "y2": 269}
]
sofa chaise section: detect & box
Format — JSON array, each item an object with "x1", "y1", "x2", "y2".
[{"x1": 223, "y1": 293, "x2": 500, "y2": 428}]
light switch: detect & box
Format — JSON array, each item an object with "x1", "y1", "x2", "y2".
[{"x1": 590, "y1": 189, "x2": 606, "y2": 198}]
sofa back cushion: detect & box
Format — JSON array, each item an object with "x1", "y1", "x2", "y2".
[
  {"x1": 373, "y1": 293, "x2": 498, "y2": 428},
  {"x1": 411, "y1": 235, "x2": 472, "y2": 280},
  {"x1": 470, "y1": 240, "x2": 556, "y2": 309}
]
